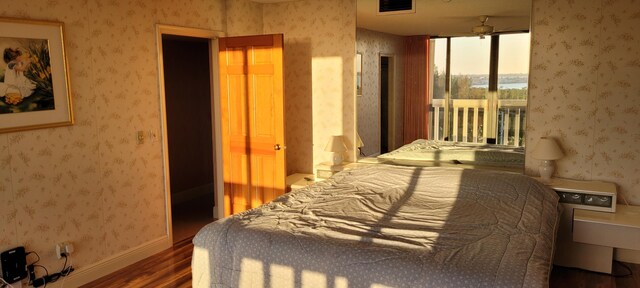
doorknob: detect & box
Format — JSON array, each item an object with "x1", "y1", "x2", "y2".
[{"x1": 274, "y1": 144, "x2": 282, "y2": 150}]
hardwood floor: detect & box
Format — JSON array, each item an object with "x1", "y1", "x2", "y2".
[
  {"x1": 81, "y1": 236, "x2": 194, "y2": 288},
  {"x1": 550, "y1": 261, "x2": 640, "y2": 288},
  {"x1": 84, "y1": 237, "x2": 640, "y2": 288}
]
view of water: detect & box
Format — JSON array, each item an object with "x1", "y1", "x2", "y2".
[{"x1": 471, "y1": 82, "x2": 528, "y2": 89}]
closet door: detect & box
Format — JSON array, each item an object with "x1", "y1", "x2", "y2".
[{"x1": 218, "y1": 34, "x2": 285, "y2": 216}]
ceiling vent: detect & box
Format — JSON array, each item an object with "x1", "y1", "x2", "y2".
[{"x1": 378, "y1": 0, "x2": 415, "y2": 15}]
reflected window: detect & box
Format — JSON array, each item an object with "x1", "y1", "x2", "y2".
[{"x1": 429, "y1": 33, "x2": 529, "y2": 146}]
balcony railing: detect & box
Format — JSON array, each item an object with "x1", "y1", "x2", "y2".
[{"x1": 431, "y1": 98, "x2": 526, "y2": 147}]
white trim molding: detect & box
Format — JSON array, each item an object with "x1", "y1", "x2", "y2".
[{"x1": 61, "y1": 236, "x2": 171, "y2": 287}]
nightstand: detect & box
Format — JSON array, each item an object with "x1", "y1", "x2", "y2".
[
  {"x1": 573, "y1": 205, "x2": 640, "y2": 268},
  {"x1": 285, "y1": 173, "x2": 317, "y2": 191},
  {"x1": 538, "y1": 177, "x2": 618, "y2": 273},
  {"x1": 315, "y1": 162, "x2": 352, "y2": 179}
]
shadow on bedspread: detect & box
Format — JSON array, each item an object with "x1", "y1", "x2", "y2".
[{"x1": 192, "y1": 165, "x2": 559, "y2": 288}]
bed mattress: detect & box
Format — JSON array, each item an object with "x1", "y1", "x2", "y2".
[
  {"x1": 192, "y1": 165, "x2": 559, "y2": 288},
  {"x1": 377, "y1": 139, "x2": 525, "y2": 168}
]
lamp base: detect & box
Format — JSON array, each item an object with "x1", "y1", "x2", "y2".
[
  {"x1": 539, "y1": 160, "x2": 555, "y2": 183},
  {"x1": 330, "y1": 152, "x2": 344, "y2": 166}
]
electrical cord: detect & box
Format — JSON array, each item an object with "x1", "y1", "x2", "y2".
[
  {"x1": 26, "y1": 251, "x2": 40, "y2": 264},
  {"x1": 23, "y1": 250, "x2": 75, "y2": 288},
  {"x1": 32, "y1": 265, "x2": 49, "y2": 288},
  {"x1": 44, "y1": 255, "x2": 74, "y2": 283},
  {"x1": 0, "y1": 277, "x2": 15, "y2": 288},
  {"x1": 58, "y1": 254, "x2": 73, "y2": 288}
]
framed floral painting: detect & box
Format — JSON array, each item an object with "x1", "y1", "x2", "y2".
[{"x1": 0, "y1": 18, "x2": 73, "y2": 133}]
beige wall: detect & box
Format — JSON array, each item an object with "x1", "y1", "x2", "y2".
[
  {"x1": 226, "y1": 0, "x2": 263, "y2": 36},
  {"x1": 356, "y1": 28, "x2": 405, "y2": 156},
  {"x1": 15, "y1": 0, "x2": 639, "y2": 284},
  {"x1": 263, "y1": 0, "x2": 357, "y2": 174},
  {"x1": 225, "y1": 0, "x2": 357, "y2": 174},
  {"x1": 0, "y1": 0, "x2": 225, "y2": 273},
  {"x1": 527, "y1": 0, "x2": 640, "y2": 204},
  {"x1": 0, "y1": 0, "x2": 356, "y2": 282}
]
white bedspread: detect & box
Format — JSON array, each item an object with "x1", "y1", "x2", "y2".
[
  {"x1": 378, "y1": 139, "x2": 525, "y2": 168},
  {"x1": 192, "y1": 165, "x2": 559, "y2": 288}
]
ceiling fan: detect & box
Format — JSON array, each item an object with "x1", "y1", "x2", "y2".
[{"x1": 472, "y1": 15, "x2": 494, "y2": 39}]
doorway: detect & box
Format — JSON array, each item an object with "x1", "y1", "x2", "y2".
[
  {"x1": 380, "y1": 55, "x2": 395, "y2": 154},
  {"x1": 161, "y1": 35, "x2": 215, "y2": 243}
]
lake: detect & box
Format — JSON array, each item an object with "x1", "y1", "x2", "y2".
[{"x1": 471, "y1": 82, "x2": 528, "y2": 89}]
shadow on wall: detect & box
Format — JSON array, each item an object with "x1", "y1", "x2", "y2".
[{"x1": 284, "y1": 40, "x2": 313, "y2": 174}]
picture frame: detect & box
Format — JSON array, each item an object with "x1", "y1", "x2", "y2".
[
  {"x1": 0, "y1": 18, "x2": 73, "y2": 133},
  {"x1": 356, "y1": 52, "x2": 362, "y2": 96}
]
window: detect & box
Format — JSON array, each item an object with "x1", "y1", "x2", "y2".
[
  {"x1": 497, "y1": 33, "x2": 530, "y2": 146},
  {"x1": 429, "y1": 33, "x2": 530, "y2": 146}
]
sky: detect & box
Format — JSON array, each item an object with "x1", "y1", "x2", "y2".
[{"x1": 433, "y1": 33, "x2": 531, "y2": 75}]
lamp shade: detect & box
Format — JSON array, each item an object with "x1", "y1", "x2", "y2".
[
  {"x1": 531, "y1": 137, "x2": 564, "y2": 160},
  {"x1": 324, "y1": 135, "x2": 347, "y2": 153},
  {"x1": 356, "y1": 132, "x2": 364, "y2": 148}
]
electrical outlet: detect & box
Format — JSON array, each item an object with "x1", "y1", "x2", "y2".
[
  {"x1": 55, "y1": 243, "x2": 63, "y2": 259},
  {"x1": 55, "y1": 242, "x2": 74, "y2": 259},
  {"x1": 64, "y1": 242, "x2": 74, "y2": 255}
]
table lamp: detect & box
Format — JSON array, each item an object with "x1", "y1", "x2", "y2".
[
  {"x1": 324, "y1": 135, "x2": 347, "y2": 165},
  {"x1": 356, "y1": 132, "x2": 365, "y2": 156},
  {"x1": 531, "y1": 137, "x2": 564, "y2": 183}
]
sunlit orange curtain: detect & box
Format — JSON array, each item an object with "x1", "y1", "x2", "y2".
[{"x1": 403, "y1": 36, "x2": 430, "y2": 144}]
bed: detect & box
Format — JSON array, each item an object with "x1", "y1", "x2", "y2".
[
  {"x1": 192, "y1": 164, "x2": 560, "y2": 287},
  {"x1": 377, "y1": 139, "x2": 525, "y2": 171}
]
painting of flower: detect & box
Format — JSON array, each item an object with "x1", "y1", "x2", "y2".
[
  {"x1": 0, "y1": 38, "x2": 54, "y2": 114},
  {"x1": 0, "y1": 18, "x2": 72, "y2": 133}
]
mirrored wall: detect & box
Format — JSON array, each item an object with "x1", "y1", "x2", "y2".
[{"x1": 355, "y1": 0, "x2": 532, "y2": 165}]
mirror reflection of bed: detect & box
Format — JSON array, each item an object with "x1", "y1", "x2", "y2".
[{"x1": 356, "y1": 0, "x2": 531, "y2": 170}]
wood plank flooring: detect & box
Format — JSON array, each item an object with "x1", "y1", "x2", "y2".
[
  {"x1": 550, "y1": 261, "x2": 640, "y2": 288},
  {"x1": 84, "y1": 236, "x2": 640, "y2": 288},
  {"x1": 81, "y1": 236, "x2": 194, "y2": 288}
]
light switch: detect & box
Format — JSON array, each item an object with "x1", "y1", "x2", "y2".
[
  {"x1": 137, "y1": 131, "x2": 145, "y2": 144},
  {"x1": 148, "y1": 129, "x2": 159, "y2": 143}
]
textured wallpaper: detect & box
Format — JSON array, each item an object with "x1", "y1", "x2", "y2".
[
  {"x1": 0, "y1": 0, "x2": 225, "y2": 272},
  {"x1": 356, "y1": 28, "x2": 405, "y2": 156},
  {"x1": 225, "y1": 0, "x2": 263, "y2": 36},
  {"x1": 9, "y1": 0, "x2": 636, "y2": 282},
  {"x1": 263, "y1": 0, "x2": 356, "y2": 174},
  {"x1": 528, "y1": 0, "x2": 640, "y2": 204}
]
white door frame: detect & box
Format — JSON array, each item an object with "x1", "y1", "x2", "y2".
[{"x1": 155, "y1": 24, "x2": 226, "y2": 243}]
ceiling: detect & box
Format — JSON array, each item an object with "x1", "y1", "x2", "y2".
[
  {"x1": 357, "y1": 0, "x2": 531, "y2": 37},
  {"x1": 251, "y1": 0, "x2": 298, "y2": 3}
]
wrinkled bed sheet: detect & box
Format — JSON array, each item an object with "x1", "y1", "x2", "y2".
[
  {"x1": 193, "y1": 165, "x2": 559, "y2": 288},
  {"x1": 377, "y1": 139, "x2": 525, "y2": 167}
]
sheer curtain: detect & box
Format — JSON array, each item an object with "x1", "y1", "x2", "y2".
[{"x1": 403, "y1": 36, "x2": 430, "y2": 144}]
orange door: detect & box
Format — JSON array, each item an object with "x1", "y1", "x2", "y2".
[{"x1": 218, "y1": 34, "x2": 285, "y2": 216}]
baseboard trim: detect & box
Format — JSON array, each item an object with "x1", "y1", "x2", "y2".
[{"x1": 61, "y1": 235, "x2": 172, "y2": 287}]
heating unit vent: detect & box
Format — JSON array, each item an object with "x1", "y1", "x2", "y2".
[{"x1": 378, "y1": 0, "x2": 415, "y2": 14}]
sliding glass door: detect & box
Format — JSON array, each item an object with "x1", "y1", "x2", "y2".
[{"x1": 429, "y1": 33, "x2": 530, "y2": 146}]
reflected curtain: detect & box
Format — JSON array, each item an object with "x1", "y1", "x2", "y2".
[{"x1": 403, "y1": 35, "x2": 430, "y2": 144}]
